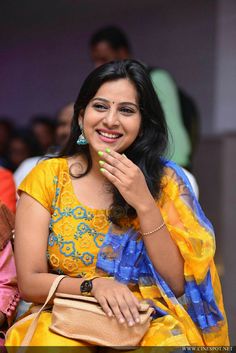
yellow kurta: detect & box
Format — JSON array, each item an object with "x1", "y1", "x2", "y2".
[{"x1": 5, "y1": 158, "x2": 229, "y2": 347}]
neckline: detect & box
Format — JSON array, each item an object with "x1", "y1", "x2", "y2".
[{"x1": 63, "y1": 157, "x2": 109, "y2": 214}]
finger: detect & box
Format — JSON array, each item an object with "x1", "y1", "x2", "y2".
[
  {"x1": 99, "y1": 153, "x2": 127, "y2": 175},
  {"x1": 108, "y1": 149, "x2": 133, "y2": 168},
  {"x1": 118, "y1": 297, "x2": 136, "y2": 327},
  {"x1": 97, "y1": 296, "x2": 113, "y2": 318},
  {"x1": 99, "y1": 167, "x2": 123, "y2": 188},
  {"x1": 99, "y1": 161, "x2": 127, "y2": 183},
  {"x1": 107, "y1": 297, "x2": 126, "y2": 324},
  {"x1": 124, "y1": 295, "x2": 141, "y2": 324},
  {"x1": 99, "y1": 149, "x2": 132, "y2": 170}
]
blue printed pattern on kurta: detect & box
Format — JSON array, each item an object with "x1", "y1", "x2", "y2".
[{"x1": 44, "y1": 159, "x2": 110, "y2": 278}]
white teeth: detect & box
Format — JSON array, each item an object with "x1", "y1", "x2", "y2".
[{"x1": 99, "y1": 131, "x2": 120, "y2": 139}]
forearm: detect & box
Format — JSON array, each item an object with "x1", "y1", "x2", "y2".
[
  {"x1": 136, "y1": 199, "x2": 184, "y2": 296},
  {"x1": 19, "y1": 273, "x2": 88, "y2": 304}
]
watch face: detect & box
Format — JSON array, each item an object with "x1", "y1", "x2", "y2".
[{"x1": 80, "y1": 280, "x2": 93, "y2": 294}]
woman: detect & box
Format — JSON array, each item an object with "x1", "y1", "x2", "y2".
[
  {"x1": 0, "y1": 202, "x2": 19, "y2": 345},
  {"x1": 0, "y1": 168, "x2": 19, "y2": 345},
  {"x1": 6, "y1": 60, "x2": 229, "y2": 347}
]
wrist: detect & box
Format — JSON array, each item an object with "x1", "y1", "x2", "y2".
[
  {"x1": 91, "y1": 277, "x2": 113, "y2": 295},
  {"x1": 90, "y1": 277, "x2": 103, "y2": 295},
  {"x1": 136, "y1": 198, "x2": 157, "y2": 215},
  {"x1": 80, "y1": 277, "x2": 99, "y2": 296}
]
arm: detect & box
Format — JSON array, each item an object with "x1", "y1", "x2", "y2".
[
  {"x1": 98, "y1": 149, "x2": 184, "y2": 296},
  {"x1": 136, "y1": 199, "x2": 184, "y2": 297},
  {"x1": 15, "y1": 192, "x2": 90, "y2": 303},
  {"x1": 98, "y1": 151, "x2": 227, "y2": 335},
  {"x1": 15, "y1": 192, "x2": 141, "y2": 327}
]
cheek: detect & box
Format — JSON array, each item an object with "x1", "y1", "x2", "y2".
[
  {"x1": 128, "y1": 118, "x2": 142, "y2": 137},
  {"x1": 83, "y1": 108, "x2": 101, "y2": 128}
]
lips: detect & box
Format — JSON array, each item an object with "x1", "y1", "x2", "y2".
[{"x1": 96, "y1": 129, "x2": 123, "y2": 139}]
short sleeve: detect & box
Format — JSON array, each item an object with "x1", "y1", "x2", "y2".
[{"x1": 18, "y1": 158, "x2": 60, "y2": 213}]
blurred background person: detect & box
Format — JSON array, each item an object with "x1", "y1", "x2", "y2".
[
  {"x1": 14, "y1": 103, "x2": 73, "y2": 188},
  {"x1": 0, "y1": 118, "x2": 14, "y2": 169},
  {"x1": 0, "y1": 172, "x2": 19, "y2": 344},
  {"x1": 90, "y1": 26, "x2": 199, "y2": 171},
  {"x1": 30, "y1": 115, "x2": 56, "y2": 155},
  {"x1": 55, "y1": 103, "x2": 74, "y2": 149},
  {"x1": 7, "y1": 132, "x2": 41, "y2": 172}
]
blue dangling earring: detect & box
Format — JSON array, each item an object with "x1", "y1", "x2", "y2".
[{"x1": 76, "y1": 125, "x2": 88, "y2": 145}]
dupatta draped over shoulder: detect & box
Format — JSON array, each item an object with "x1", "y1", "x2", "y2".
[{"x1": 96, "y1": 160, "x2": 229, "y2": 346}]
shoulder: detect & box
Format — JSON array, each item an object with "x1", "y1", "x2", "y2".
[
  {"x1": 160, "y1": 160, "x2": 197, "y2": 199},
  {"x1": 150, "y1": 68, "x2": 175, "y2": 85},
  {"x1": 30, "y1": 157, "x2": 67, "y2": 176},
  {"x1": 18, "y1": 157, "x2": 67, "y2": 193},
  {"x1": 18, "y1": 158, "x2": 68, "y2": 212},
  {"x1": 14, "y1": 156, "x2": 41, "y2": 188}
]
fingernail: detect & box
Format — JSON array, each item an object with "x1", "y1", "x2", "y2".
[
  {"x1": 119, "y1": 318, "x2": 125, "y2": 324},
  {"x1": 135, "y1": 317, "x2": 140, "y2": 323},
  {"x1": 100, "y1": 168, "x2": 105, "y2": 173},
  {"x1": 122, "y1": 153, "x2": 127, "y2": 158},
  {"x1": 128, "y1": 320, "x2": 134, "y2": 327},
  {"x1": 98, "y1": 151, "x2": 103, "y2": 156},
  {"x1": 99, "y1": 160, "x2": 104, "y2": 166},
  {"x1": 105, "y1": 148, "x2": 111, "y2": 153},
  {"x1": 108, "y1": 312, "x2": 112, "y2": 317}
]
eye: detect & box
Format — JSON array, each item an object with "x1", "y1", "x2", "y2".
[
  {"x1": 119, "y1": 107, "x2": 135, "y2": 115},
  {"x1": 93, "y1": 103, "x2": 108, "y2": 111}
]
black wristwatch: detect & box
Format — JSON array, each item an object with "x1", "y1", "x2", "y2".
[{"x1": 80, "y1": 277, "x2": 98, "y2": 295}]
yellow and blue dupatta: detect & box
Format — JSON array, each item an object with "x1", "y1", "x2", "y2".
[{"x1": 96, "y1": 160, "x2": 229, "y2": 346}]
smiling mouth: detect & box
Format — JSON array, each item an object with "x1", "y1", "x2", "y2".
[{"x1": 96, "y1": 130, "x2": 123, "y2": 139}]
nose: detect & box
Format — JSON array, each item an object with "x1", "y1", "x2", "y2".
[{"x1": 103, "y1": 107, "x2": 120, "y2": 128}]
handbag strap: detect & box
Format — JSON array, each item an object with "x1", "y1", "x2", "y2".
[{"x1": 20, "y1": 275, "x2": 66, "y2": 346}]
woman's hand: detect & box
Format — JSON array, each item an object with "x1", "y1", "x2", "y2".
[
  {"x1": 91, "y1": 277, "x2": 141, "y2": 326},
  {"x1": 98, "y1": 149, "x2": 154, "y2": 211}
]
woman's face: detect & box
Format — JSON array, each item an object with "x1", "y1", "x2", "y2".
[{"x1": 79, "y1": 79, "x2": 142, "y2": 156}]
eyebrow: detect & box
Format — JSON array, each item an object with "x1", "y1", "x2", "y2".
[{"x1": 91, "y1": 97, "x2": 138, "y2": 109}]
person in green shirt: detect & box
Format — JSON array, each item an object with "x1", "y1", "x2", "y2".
[{"x1": 90, "y1": 26, "x2": 192, "y2": 169}]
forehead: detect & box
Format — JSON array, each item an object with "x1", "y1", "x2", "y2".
[{"x1": 94, "y1": 79, "x2": 138, "y2": 103}]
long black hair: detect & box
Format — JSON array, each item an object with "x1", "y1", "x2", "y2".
[{"x1": 59, "y1": 60, "x2": 169, "y2": 225}]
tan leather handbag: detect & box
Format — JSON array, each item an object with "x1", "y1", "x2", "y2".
[{"x1": 20, "y1": 275, "x2": 153, "y2": 348}]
